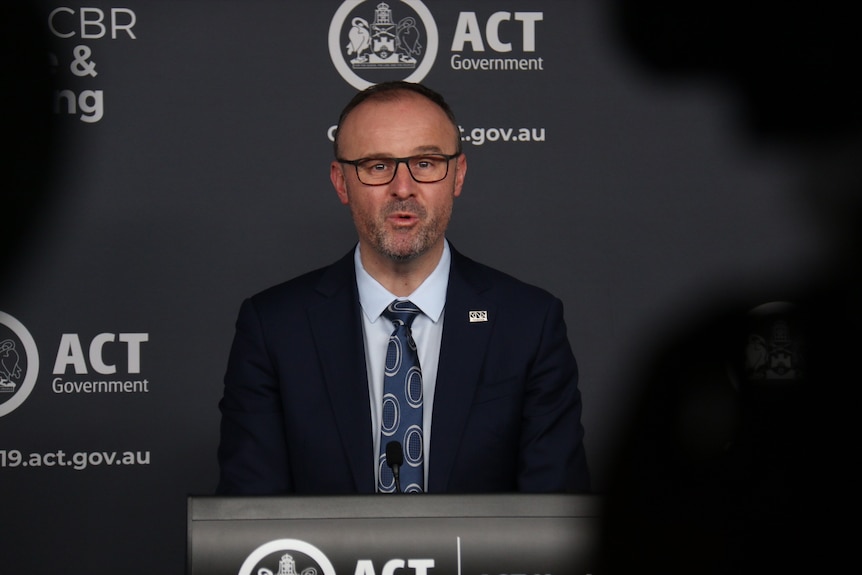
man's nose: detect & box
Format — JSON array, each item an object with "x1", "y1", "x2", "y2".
[{"x1": 389, "y1": 161, "x2": 416, "y2": 196}]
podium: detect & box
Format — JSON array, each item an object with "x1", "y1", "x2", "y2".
[{"x1": 187, "y1": 494, "x2": 601, "y2": 575}]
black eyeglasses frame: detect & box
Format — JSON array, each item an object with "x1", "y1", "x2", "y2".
[{"x1": 336, "y1": 153, "x2": 462, "y2": 186}]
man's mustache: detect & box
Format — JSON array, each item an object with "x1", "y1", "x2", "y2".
[{"x1": 383, "y1": 200, "x2": 427, "y2": 218}]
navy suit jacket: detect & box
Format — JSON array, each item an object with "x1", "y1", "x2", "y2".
[{"x1": 217, "y1": 246, "x2": 589, "y2": 494}]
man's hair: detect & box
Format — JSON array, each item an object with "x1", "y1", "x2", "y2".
[{"x1": 333, "y1": 81, "x2": 462, "y2": 158}]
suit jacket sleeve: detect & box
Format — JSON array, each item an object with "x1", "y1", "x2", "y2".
[
  {"x1": 216, "y1": 296, "x2": 293, "y2": 494},
  {"x1": 516, "y1": 295, "x2": 589, "y2": 492}
]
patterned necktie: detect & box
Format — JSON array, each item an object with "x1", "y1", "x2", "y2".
[{"x1": 378, "y1": 300, "x2": 424, "y2": 493}]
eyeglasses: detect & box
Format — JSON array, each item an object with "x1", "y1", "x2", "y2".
[{"x1": 337, "y1": 153, "x2": 461, "y2": 186}]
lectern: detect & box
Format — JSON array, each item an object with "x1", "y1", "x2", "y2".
[{"x1": 187, "y1": 494, "x2": 601, "y2": 575}]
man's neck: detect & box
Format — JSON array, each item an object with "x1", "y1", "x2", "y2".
[{"x1": 359, "y1": 241, "x2": 445, "y2": 297}]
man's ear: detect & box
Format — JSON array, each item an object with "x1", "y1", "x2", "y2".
[
  {"x1": 331, "y1": 161, "x2": 349, "y2": 205},
  {"x1": 453, "y1": 153, "x2": 467, "y2": 198}
]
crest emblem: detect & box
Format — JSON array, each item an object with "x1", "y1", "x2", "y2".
[
  {"x1": 0, "y1": 339, "x2": 22, "y2": 393},
  {"x1": 330, "y1": 1, "x2": 439, "y2": 90},
  {"x1": 744, "y1": 302, "x2": 805, "y2": 382},
  {"x1": 346, "y1": 3, "x2": 422, "y2": 67},
  {"x1": 239, "y1": 539, "x2": 335, "y2": 575},
  {"x1": 0, "y1": 311, "x2": 40, "y2": 417}
]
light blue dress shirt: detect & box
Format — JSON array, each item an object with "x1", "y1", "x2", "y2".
[{"x1": 354, "y1": 241, "x2": 451, "y2": 490}]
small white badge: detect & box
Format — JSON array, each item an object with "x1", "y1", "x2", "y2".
[{"x1": 469, "y1": 310, "x2": 488, "y2": 323}]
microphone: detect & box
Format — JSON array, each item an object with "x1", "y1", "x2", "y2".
[{"x1": 385, "y1": 441, "x2": 404, "y2": 494}]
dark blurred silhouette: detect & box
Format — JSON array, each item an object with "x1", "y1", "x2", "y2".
[
  {"x1": 1, "y1": 2, "x2": 61, "y2": 287},
  {"x1": 601, "y1": 3, "x2": 860, "y2": 573}
]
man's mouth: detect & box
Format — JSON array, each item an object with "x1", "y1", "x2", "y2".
[
  {"x1": 385, "y1": 202, "x2": 424, "y2": 224},
  {"x1": 389, "y1": 212, "x2": 418, "y2": 225}
]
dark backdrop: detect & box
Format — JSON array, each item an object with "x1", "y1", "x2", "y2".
[{"x1": 3, "y1": 1, "x2": 855, "y2": 573}]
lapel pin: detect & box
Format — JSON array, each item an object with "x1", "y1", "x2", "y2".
[{"x1": 469, "y1": 310, "x2": 488, "y2": 323}]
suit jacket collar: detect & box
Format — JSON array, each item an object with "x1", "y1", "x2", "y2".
[
  {"x1": 307, "y1": 249, "x2": 377, "y2": 493},
  {"x1": 428, "y1": 247, "x2": 497, "y2": 492}
]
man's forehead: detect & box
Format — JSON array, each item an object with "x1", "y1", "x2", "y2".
[
  {"x1": 345, "y1": 92, "x2": 445, "y2": 122},
  {"x1": 338, "y1": 96, "x2": 458, "y2": 153}
]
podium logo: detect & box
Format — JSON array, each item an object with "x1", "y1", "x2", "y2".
[
  {"x1": 0, "y1": 312, "x2": 40, "y2": 418},
  {"x1": 239, "y1": 539, "x2": 335, "y2": 575},
  {"x1": 329, "y1": 0, "x2": 438, "y2": 90}
]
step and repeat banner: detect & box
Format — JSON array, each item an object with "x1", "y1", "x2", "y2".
[{"x1": 2, "y1": 1, "x2": 842, "y2": 573}]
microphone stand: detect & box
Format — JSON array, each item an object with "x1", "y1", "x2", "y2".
[{"x1": 385, "y1": 441, "x2": 404, "y2": 494}]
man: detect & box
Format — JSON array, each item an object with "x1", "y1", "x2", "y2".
[{"x1": 217, "y1": 81, "x2": 589, "y2": 494}]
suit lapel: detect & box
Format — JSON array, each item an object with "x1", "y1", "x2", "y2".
[
  {"x1": 428, "y1": 249, "x2": 496, "y2": 492},
  {"x1": 307, "y1": 251, "x2": 376, "y2": 493}
]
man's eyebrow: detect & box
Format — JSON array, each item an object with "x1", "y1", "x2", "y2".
[
  {"x1": 412, "y1": 145, "x2": 449, "y2": 154},
  {"x1": 358, "y1": 146, "x2": 448, "y2": 158}
]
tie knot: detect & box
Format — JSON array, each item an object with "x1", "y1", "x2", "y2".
[{"x1": 382, "y1": 300, "x2": 421, "y2": 328}]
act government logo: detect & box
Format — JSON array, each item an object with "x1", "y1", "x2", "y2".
[
  {"x1": 239, "y1": 539, "x2": 335, "y2": 575},
  {"x1": 0, "y1": 311, "x2": 39, "y2": 418},
  {"x1": 329, "y1": 0, "x2": 438, "y2": 90}
]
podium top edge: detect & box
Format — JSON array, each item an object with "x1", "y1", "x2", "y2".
[{"x1": 188, "y1": 493, "x2": 601, "y2": 521}]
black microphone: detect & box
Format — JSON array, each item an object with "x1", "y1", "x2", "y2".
[{"x1": 385, "y1": 441, "x2": 404, "y2": 494}]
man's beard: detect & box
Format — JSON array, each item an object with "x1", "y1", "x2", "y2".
[{"x1": 358, "y1": 198, "x2": 451, "y2": 262}]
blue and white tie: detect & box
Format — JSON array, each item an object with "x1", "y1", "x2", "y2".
[{"x1": 378, "y1": 300, "x2": 424, "y2": 493}]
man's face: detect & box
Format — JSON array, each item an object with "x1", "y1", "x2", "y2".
[{"x1": 330, "y1": 93, "x2": 466, "y2": 264}]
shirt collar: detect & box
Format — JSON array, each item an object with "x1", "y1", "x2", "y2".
[{"x1": 355, "y1": 241, "x2": 450, "y2": 324}]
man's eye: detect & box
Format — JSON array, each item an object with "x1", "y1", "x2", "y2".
[
  {"x1": 365, "y1": 161, "x2": 391, "y2": 172},
  {"x1": 413, "y1": 157, "x2": 440, "y2": 169}
]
